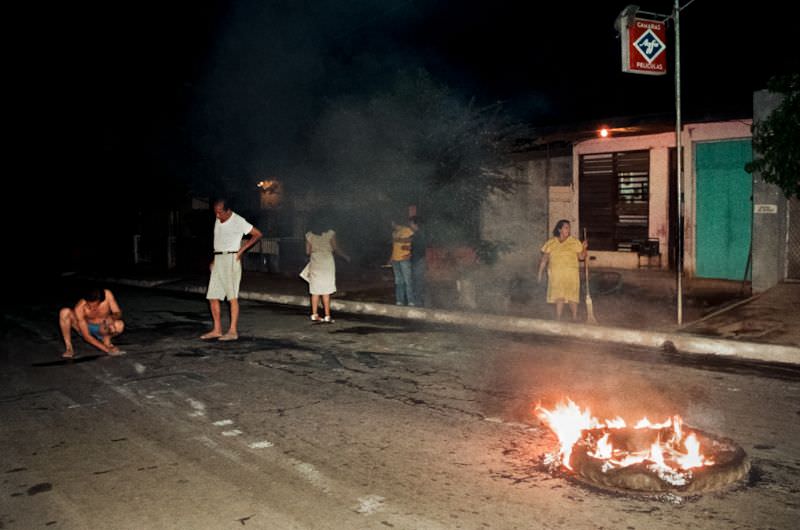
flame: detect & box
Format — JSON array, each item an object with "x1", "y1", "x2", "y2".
[
  {"x1": 589, "y1": 433, "x2": 613, "y2": 459},
  {"x1": 535, "y1": 399, "x2": 600, "y2": 469},
  {"x1": 677, "y1": 433, "x2": 715, "y2": 469},
  {"x1": 535, "y1": 399, "x2": 714, "y2": 475}
]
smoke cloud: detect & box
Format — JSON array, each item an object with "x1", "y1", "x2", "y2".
[{"x1": 187, "y1": 1, "x2": 523, "y2": 264}]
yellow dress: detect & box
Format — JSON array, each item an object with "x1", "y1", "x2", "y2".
[{"x1": 541, "y1": 236, "x2": 583, "y2": 303}]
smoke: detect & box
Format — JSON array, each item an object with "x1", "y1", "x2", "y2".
[
  {"x1": 186, "y1": 1, "x2": 526, "y2": 266},
  {"x1": 188, "y1": 1, "x2": 434, "y2": 191},
  {"x1": 476, "y1": 339, "x2": 709, "y2": 425},
  {"x1": 184, "y1": 1, "x2": 458, "y2": 259}
]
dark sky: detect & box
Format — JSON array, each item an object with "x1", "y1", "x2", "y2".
[
  {"x1": 48, "y1": 1, "x2": 794, "y2": 121},
  {"x1": 20, "y1": 1, "x2": 797, "y2": 225}
]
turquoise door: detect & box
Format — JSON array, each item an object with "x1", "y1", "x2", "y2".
[{"x1": 695, "y1": 140, "x2": 752, "y2": 280}]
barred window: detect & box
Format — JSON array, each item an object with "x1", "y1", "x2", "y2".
[{"x1": 579, "y1": 151, "x2": 649, "y2": 251}]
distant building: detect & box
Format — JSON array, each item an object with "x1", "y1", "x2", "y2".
[{"x1": 480, "y1": 115, "x2": 798, "y2": 291}]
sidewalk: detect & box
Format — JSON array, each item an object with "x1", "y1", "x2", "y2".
[{"x1": 95, "y1": 266, "x2": 800, "y2": 366}]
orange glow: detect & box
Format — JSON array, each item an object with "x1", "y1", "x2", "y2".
[
  {"x1": 257, "y1": 179, "x2": 283, "y2": 209},
  {"x1": 599, "y1": 128, "x2": 609, "y2": 138},
  {"x1": 257, "y1": 179, "x2": 276, "y2": 190},
  {"x1": 535, "y1": 399, "x2": 714, "y2": 474}
]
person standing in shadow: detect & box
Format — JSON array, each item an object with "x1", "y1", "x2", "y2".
[
  {"x1": 409, "y1": 215, "x2": 428, "y2": 307},
  {"x1": 387, "y1": 216, "x2": 415, "y2": 306}
]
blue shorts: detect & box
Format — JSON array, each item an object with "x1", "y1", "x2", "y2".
[{"x1": 87, "y1": 322, "x2": 103, "y2": 340}]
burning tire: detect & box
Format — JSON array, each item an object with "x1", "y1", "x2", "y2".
[
  {"x1": 569, "y1": 427, "x2": 750, "y2": 494},
  {"x1": 535, "y1": 399, "x2": 751, "y2": 495}
]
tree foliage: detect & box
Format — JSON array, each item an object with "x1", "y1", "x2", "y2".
[
  {"x1": 745, "y1": 73, "x2": 800, "y2": 199},
  {"x1": 311, "y1": 69, "x2": 528, "y2": 246}
]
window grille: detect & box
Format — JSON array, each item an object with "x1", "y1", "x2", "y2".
[{"x1": 579, "y1": 150, "x2": 649, "y2": 251}]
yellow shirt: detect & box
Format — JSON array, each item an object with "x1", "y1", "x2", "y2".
[{"x1": 391, "y1": 225, "x2": 414, "y2": 261}]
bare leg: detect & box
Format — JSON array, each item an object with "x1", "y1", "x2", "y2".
[
  {"x1": 228, "y1": 298, "x2": 239, "y2": 336},
  {"x1": 210, "y1": 299, "x2": 222, "y2": 330},
  {"x1": 555, "y1": 300, "x2": 565, "y2": 321},
  {"x1": 568, "y1": 302, "x2": 578, "y2": 321},
  {"x1": 322, "y1": 294, "x2": 331, "y2": 318},
  {"x1": 59, "y1": 308, "x2": 76, "y2": 357},
  {"x1": 311, "y1": 294, "x2": 320, "y2": 317},
  {"x1": 201, "y1": 299, "x2": 223, "y2": 339}
]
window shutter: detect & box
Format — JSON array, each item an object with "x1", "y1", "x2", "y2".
[{"x1": 580, "y1": 150, "x2": 649, "y2": 251}]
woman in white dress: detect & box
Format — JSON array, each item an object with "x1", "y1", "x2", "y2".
[{"x1": 305, "y1": 219, "x2": 350, "y2": 322}]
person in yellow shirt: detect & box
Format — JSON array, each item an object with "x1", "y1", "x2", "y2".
[
  {"x1": 388, "y1": 218, "x2": 416, "y2": 306},
  {"x1": 537, "y1": 219, "x2": 588, "y2": 321}
]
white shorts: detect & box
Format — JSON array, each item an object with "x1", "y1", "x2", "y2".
[{"x1": 206, "y1": 254, "x2": 242, "y2": 301}]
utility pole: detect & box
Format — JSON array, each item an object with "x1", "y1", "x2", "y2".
[
  {"x1": 673, "y1": 0, "x2": 684, "y2": 325},
  {"x1": 616, "y1": 1, "x2": 689, "y2": 325}
]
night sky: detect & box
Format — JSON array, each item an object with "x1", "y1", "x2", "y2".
[
  {"x1": 16, "y1": 0, "x2": 797, "y2": 274},
  {"x1": 33, "y1": 1, "x2": 796, "y2": 179}
]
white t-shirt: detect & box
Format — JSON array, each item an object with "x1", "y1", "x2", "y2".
[{"x1": 213, "y1": 212, "x2": 254, "y2": 252}]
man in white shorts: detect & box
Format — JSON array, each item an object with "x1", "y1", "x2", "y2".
[{"x1": 200, "y1": 198, "x2": 262, "y2": 341}]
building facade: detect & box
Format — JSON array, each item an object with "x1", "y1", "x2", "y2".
[
  {"x1": 481, "y1": 119, "x2": 759, "y2": 285},
  {"x1": 751, "y1": 89, "x2": 800, "y2": 291}
]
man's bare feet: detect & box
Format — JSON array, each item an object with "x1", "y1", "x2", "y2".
[
  {"x1": 200, "y1": 331, "x2": 223, "y2": 340},
  {"x1": 62, "y1": 348, "x2": 74, "y2": 359},
  {"x1": 218, "y1": 332, "x2": 238, "y2": 341}
]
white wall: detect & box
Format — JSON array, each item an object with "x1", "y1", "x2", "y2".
[
  {"x1": 751, "y1": 89, "x2": 789, "y2": 291},
  {"x1": 573, "y1": 121, "x2": 752, "y2": 273}
]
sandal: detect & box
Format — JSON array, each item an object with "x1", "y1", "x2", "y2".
[
  {"x1": 218, "y1": 333, "x2": 238, "y2": 341},
  {"x1": 322, "y1": 316, "x2": 334, "y2": 323},
  {"x1": 310, "y1": 314, "x2": 320, "y2": 322}
]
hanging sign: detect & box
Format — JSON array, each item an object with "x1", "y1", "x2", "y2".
[{"x1": 620, "y1": 17, "x2": 668, "y2": 75}]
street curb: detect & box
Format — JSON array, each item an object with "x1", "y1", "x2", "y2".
[{"x1": 138, "y1": 280, "x2": 800, "y2": 366}]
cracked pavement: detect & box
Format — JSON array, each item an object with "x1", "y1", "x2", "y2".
[{"x1": 1, "y1": 282, "x2": 799, "y2": 529}]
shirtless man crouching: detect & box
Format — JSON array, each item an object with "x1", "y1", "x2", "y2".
[{"x1": 59, "y1": 288, "x2": 125, "y2": 358}]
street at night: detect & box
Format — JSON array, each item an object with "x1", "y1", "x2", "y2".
[
  {"x1": 2, "y1": 284, "x2": 798, "y2": 529},
  {"x1": 9, "y1": 0, "x2": 799, "y2": 527}
]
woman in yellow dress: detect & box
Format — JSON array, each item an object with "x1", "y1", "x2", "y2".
[{"x1": 537, "y1": 220, "x2": 588, "y2": 321}]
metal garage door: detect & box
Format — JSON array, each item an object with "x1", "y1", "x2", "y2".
[{"x1": 695, "y1": 139, "x2": 752, "y2": 280}]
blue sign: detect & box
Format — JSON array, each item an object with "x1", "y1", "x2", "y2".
[{"x1": 634, "y1": 29, "x2": 666, "y2": 63}]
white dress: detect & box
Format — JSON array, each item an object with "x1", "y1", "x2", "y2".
[{"x1": 306, "y1": 230, "x2": 336, "y2": 295}]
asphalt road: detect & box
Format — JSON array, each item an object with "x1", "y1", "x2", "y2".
[{"x1": 1, "y1": 283, "x2": 799, "y2": 529}]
